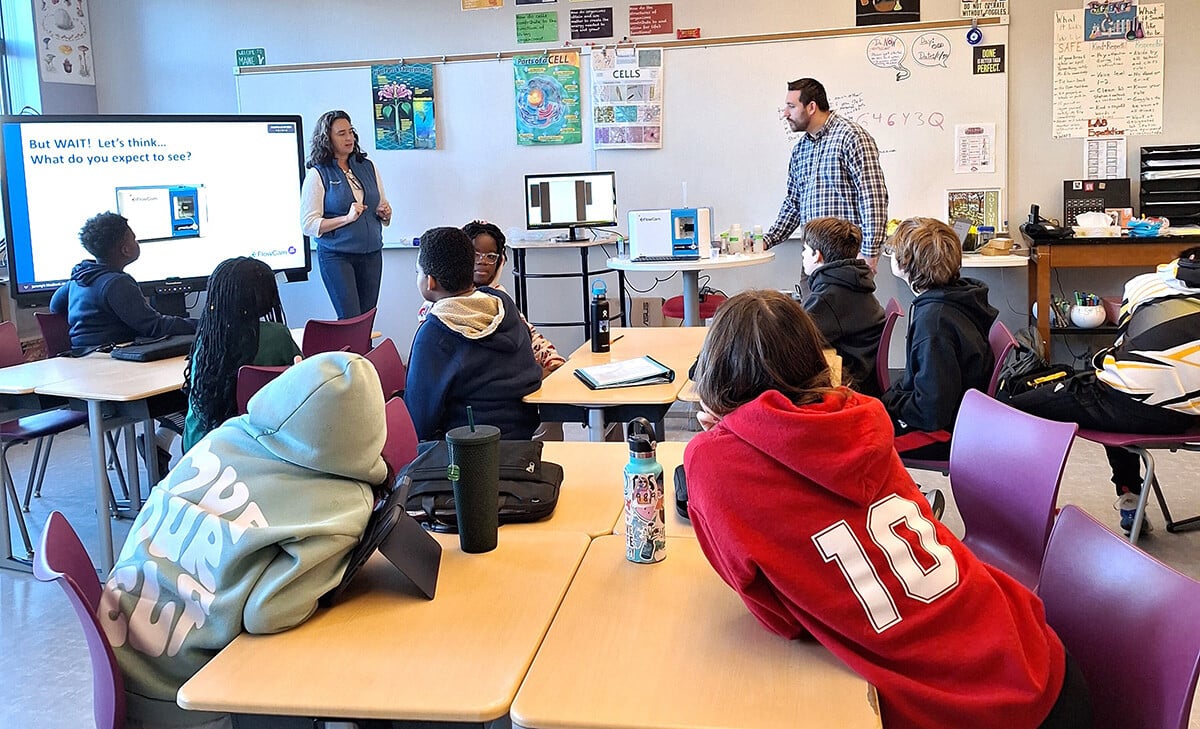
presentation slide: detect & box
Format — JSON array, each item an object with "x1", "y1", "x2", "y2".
[{"x1": 2, "y1": 118, "x2": 306, "y2": 294}]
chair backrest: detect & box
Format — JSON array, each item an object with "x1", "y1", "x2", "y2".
[
  {"x1": 0, "y1": 320, "x2": 26, "y2": 368},
  {"x1": 301, "y1": 307, "x2": 377, "y2": 358},
  {"x1": 35, "y1": 311, "x2": 73, "y2": 357},
  {"x1": 236, "y1": 364, "x2": 289, "y2": 415},
  {"x1": 875, "y1": 297, "x2": 904, "y2": 393},
  {"x1": 364, "y1": 337, "x2": 407, "y2": 400},
  {"x1": 33, "y1": 511, "x2": 125, "y2": 729},
  {"x1": 949, "y1": 389, "x2": 1077, "y2": 588},
  {"x1": 985, "y1": 320, "x2": 1018, "y2": 397},
  {"x1": 1039, "y1": 505, "x2": 1200, "y2": 729},
  {"x1": 381, "y1": 396, "x2": 419, "y2": 478}
]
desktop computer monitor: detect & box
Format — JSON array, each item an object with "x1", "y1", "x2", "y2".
[
  {"x1": 1, "y1": 114, "x2": 311, "y2": 312},
  {"x1": 524, "y1": 171, "x2": 617, "y2": 241}
]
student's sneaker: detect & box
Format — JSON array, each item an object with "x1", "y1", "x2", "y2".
[
  {"x1": 1114, "y1": 491, "x2": 1153, "y2": 536},
  {"x1": 922, "y1": 488, "x2": 947, "y2": 520}
]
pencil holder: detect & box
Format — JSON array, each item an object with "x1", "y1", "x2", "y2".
[{"x1": 1070, "y1": 305, "x2": 1107, "y2": 329}]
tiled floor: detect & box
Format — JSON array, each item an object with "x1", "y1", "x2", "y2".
[{"x1": 3, "y1": 407, "x2": 1200, "y2": 727}]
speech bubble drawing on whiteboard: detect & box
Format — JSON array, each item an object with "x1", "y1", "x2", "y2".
[
  {"x1": 866, "y1": 35, "x2": 910, "y2": 81},
  {"x1": 913, "y1": 32, "x2": 951, "y2": 68}
]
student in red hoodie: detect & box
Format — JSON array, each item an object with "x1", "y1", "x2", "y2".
[{"x1": 685, "y1": 289, "x2": 1091, "y2": 729}]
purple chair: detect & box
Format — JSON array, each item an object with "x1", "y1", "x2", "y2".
[
  {"x1": 236, "y1": 364, "x2": 290, "y2": 415},
  {"x1": 874, "y1": 297, "x2": 904, "y2": 394},
  {"x1": 0, "y1": 321, "x2": 89, "y2": 561},
  {"x1": 301, "y1": 307, "x2": 376, "y2": 359},
  {"x1": 1038, "y1": 505, "x2": 1200, "y2": 729},
  {"x1": 1074, "y1": 427, "x2": 1200, "y2": 545},
  {"x1": 381, "y1": 397, "x2": 419, "y2": 479},
  {"x1": 949, "y1": 389, "x2": 1078, "y2": 589},
  {"x1": 364, "y1": 337, "x2": 407, "y2": 400},
  {"x1": 984, "y1": 320, "x2": 1018, "y2": 397},
  {"x1": 32, "y1": 511, "x2": 126, "y2": 729}
]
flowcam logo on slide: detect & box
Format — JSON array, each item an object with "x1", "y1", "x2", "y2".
[{"x1": 251, "y1": 247, "x2": 296, "y2": 258}]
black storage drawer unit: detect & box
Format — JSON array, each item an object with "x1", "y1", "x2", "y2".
[{"x1": 1141, "y1": 145, "x2": 1200, "y2": 226}]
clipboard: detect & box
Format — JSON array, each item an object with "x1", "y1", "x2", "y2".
[{"x1": 573, "y1": 355, "x2": 675, "y2": 390}]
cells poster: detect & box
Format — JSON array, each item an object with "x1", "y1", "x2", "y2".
[
  {"x1": 591, "y1": 47, "x2": 663, "y2": 149},
  {"x1": 371, "y1": 63, "x2": 437, "y2": 150},
  {"x1": 514, "y1": 51, "x2": 582, "y2": 146}
]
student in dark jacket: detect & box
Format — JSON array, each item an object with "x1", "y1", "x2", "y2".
[
  {"x1": 405, "y1": 226, "x2": 542, "y2": 441},
  {"x1": 882, "y1": 217, "x2": 997, "y2": 461},
  {"x1": 49, "y1": 211, "x2": 196, "y2": 348},
  {"x1": 800, "y1": 217, "x2": 885, "y2": 396}
]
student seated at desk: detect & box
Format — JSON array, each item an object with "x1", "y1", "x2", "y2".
[
  {"x1": 1006, "y1": 246, "x2": 1200, "y2": 535},
  {"x1": 182, "y1": 257, "x2": 301, "y2": 453},
  {"x1": 406, "y1": 226, "x2": 542, "y2": 440},
  {"x1": 881, "y1": 217, "x2": 997, "y2": 460},
  {"x1": 799, "y1": 216, "x2": 885, "y2": 396},
  {"x1": 685, "y1": 290, "x2": 1091, "y2": 729},
  {"x1": 98, "y1": 352, "x2": 387, "y2": 729},
  {"x1": 48, "y1": 211, "x2": 196, "y2": 348}
]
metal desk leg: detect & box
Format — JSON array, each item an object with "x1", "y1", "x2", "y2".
[
  {"x1": 514, "y1": 249, "x2": 530, "y2": 319},
  {"x1": 681, "y1": 271, "x2": 702, "y2": 326},
  {"x1": 89, "y1": 400, "x2": 115, "y2": 571},
  {"x1": 587, "y1": 409, "x2": 606, "y2": 443},
  {"x1": 617, "y1": 270, "x2": 628, "y2": 326},
  {"x1": 580, "y1": 247, "x2": 593, "y2": 335},
  {"x1": 0, "y1": 444, "x2": 32, "y2": 572}
]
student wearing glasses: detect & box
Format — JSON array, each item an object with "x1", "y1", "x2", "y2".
[
  {"x1": 406, "y1": 226, "x2": 542, "y2": 441},
  {"x1": 300, "y1": 109, "x2": 392, "y2": 319}
]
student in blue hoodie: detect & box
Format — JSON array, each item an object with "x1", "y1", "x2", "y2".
[
  {"x1": 405, "y1": 226, "x2": 542, "y2": 441},
  {"x1": 49, "y1": 211, "x2": 196, "y2": 347}
]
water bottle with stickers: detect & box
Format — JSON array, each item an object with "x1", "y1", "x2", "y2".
[{"x1": 624, "y1": 418, "x2": 665, "y2": 563}]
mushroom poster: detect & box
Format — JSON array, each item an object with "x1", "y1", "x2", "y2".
[{"x1": 37, "y1": 0, "x2": 94, "y2": 85}]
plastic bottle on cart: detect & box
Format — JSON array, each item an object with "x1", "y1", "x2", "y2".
[
  {"x1": 590, "y1": 279, "x2": 610, "y2": 353},
  {"x1": 624, "y1": 418, "x2": 666, "y2": 564},
  {"x1": 728, "y1": 223, "x2": 743, "y2": 254}
]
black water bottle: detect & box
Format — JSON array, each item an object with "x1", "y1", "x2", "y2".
[{"x1": 590, "y1": 279, "x2": 610, "y2": 353}]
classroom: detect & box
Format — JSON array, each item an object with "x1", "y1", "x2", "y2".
[{"x1": 1, "y1": 0, "x2": 1200, "y2": 727}]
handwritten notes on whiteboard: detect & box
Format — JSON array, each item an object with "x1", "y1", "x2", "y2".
[{"x1": 1052, "y1": 3, "x2": 1164, "y2": 139}]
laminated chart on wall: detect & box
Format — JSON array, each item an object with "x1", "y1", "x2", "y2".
[
  {"x1": 372, "y1": 63, "x2": 437, "y2": 150},
  {"x1": 514, "y1": 51, "x2": 582, "y2": 146},
  {"x1": 38, "y1": 0, "x2": 94, "y2": 85},
  {"x1": 1052, "y1": 3, "x2": 1164, "y2": 139},
  {"x1": 591, "y1": 47, "x2": 663, "y2": 149}
]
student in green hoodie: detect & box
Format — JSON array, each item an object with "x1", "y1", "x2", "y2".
[{"x1": 99, "y1": 351, "x2": 388, "y2": 729}]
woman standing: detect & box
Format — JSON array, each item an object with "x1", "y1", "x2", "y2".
[{"x1": 301, "y1": 110, "x2": 392, "y2": 319}]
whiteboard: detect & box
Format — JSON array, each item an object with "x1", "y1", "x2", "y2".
[{"x1": 237, "y1": 24, "x2": 1007, "y2": 243}]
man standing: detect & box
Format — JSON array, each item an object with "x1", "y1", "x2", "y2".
[{"x1": 763, "y1": 78, "x2": 889, "y2": 271}]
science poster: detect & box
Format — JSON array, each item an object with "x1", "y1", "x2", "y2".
[
  {"x1": 514, "y1": 50, "x2": 582, "y2": 145},
  {"x1": 591, "y1": 47, "x2": 663, "y2": 149},
  {"x1": 371, "y1": 63, "x2": 437, "y2": 151},
  {"x1": 38, "y1": 0, "x2": 94, "y2": 85}
]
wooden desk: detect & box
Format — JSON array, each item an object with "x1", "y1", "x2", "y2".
[
  {"x1": 608, "y1": 251, "x2": 774, "y2": 325},
  {"x1": 515, "y1": 442, "x2": 628, "y2": 537},
  {"x1": 34, "y1": 355, "x2": 188, "y2": 570},
  {"x1": 178, "y1": 530, "x2": 590, "y2": 724},
  {"x1": 525, "y1": 327, "x2": 707, "y2": 441},
  {"x1": 511, "y1": 536, "x2": 880, "y2": 729},
  {"x1": 1025, "y1": 235, "x2": 1200, "y2": 358}
]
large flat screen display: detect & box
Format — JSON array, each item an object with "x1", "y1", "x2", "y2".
[{"x1": 1, "y1": 114, "x2": 310, "y2": 307}]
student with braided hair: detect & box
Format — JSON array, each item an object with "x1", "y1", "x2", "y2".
[{"x1": 182, "y1": 257, "x2": 301, "y2": 453}]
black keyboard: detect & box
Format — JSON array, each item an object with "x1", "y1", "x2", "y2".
[{"x1": 631, "y1": 255, "x2": 700, "y2": 262}]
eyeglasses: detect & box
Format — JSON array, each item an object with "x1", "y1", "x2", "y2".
[{"x1": 475, "y1": 252, "x2": 500, "y2": 264}]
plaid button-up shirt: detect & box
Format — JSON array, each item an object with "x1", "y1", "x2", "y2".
[{"x1": 765, "y1": 112, "x2": 889, "y2": 257}]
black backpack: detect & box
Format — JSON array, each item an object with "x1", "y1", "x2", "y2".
[{"x1": 995, "y1": 327, "x2": 1073, "y2": 401}]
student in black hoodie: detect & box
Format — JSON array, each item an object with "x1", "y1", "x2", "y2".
[
  {"x1": 49, "y1": 211, "x2": 196, "y2": 348},
  {"x1": 800, "y1": 217, "x2": 886, "y2": 396},
  {"x1": 882, "y1": 217, "x2": 997, "y2": 461}
]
